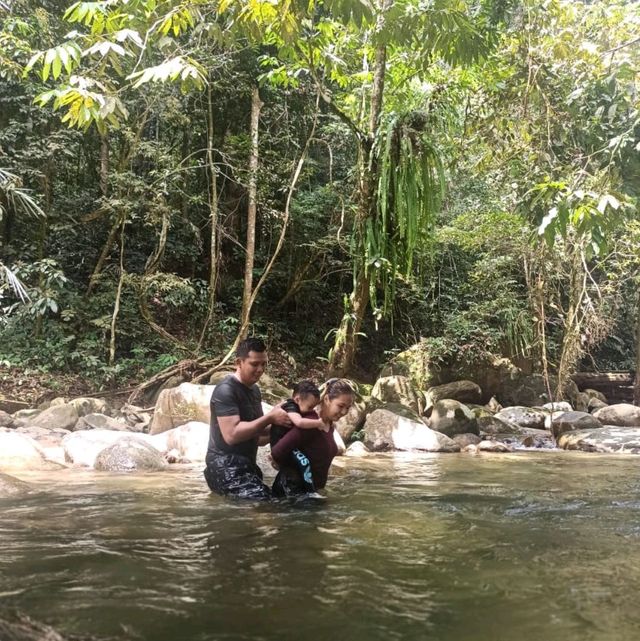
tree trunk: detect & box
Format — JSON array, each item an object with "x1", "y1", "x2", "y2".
[
  {"x1": 197, "y1": 83, "x2": 220, "y2": 351},
  {"x1": 329, "y1": 0, "x2": 390, "y2": 375},
  {"x1": 239, "y1": 85, "x2": 262, "y2": 339},
  {"x1": 634, "y1": 290, "x2": 640, "y2": 406},
  {"x1": 99, "y1": 133, "x2": 109, "y2": 197}
]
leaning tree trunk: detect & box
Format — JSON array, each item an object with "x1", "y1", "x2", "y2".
[{"x1": 328, "y1": 0, "x2": 390, "y2": 376}]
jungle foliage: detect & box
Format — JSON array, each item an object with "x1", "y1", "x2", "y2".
[{"x1": 0, "y1": 0, "x2": 638, "y2": 396}]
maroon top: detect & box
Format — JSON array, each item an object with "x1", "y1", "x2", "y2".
[{"x1": 270, "y1": 412, "x2": 338, "y2": 489}]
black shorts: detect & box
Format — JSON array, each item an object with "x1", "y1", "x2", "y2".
[{"x1": 203, "y1": 452, "x2": 271, "y2": 501}]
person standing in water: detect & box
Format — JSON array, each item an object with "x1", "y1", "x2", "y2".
[
  {"x1": 270, "y1": 378, "x2": 354, "y2": 498},
  {"x1": 203, "y1": 337, "x2": 292, "y2": 500}
]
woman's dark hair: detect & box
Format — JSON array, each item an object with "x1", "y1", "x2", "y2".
[
  {"x1": 236, "y1": 337, "x2": 266, "y2": 359},
  {"x1": 293, "y1": 380, "x2": 320, "y2": 399},
  {"x1": 322, "y1": 378, "x2": 355, "y2": 400}
]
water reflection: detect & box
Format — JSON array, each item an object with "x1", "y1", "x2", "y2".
[{"x1": 1, "y1": 454, "x2": 640, "y2": 640}]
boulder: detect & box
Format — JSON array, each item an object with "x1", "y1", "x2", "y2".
[
  {"x1": 424, "y1": 400, "x2": 479, "y2": 437},
  {"x1": 424, "y1": 380, "x2": 482, "y2": 409},
  {"x1": 573, "y1": 392, "x2": 590, "y2": 413},
  {"x1": 584, "y1": 388, "x2": 607, "y2": 403},
  {"x1": 94, "y1": 437, "x2": 166, "y2": 472},
  {"x1": 520, "y1": 431, "x2": 556, "y2": 449},
  {"x1": 541, "y1": 401, "x2": 573, "y2": 413},
  {"x1": 0, "y1": 613, "x2": 71, "y2": 640},
  {"x1": 67, "y1": 397, "x2": 109, "y2": 417},
  {"x1": 588, "y1": 397, "x2": 608, "y2": 413},
  {"x1": 345, "y1": 441, "x2": 370, "y2": 457},
  {"x1": 498, "y1": 373, "x2": 554, "y2": 407},
  {"x1": 30, "y1": 403, "x2": 79, "y2": 431},
  {"x1": 362, "y1": 409, "x2": 459, "y2": 452},
  {"x1": 371, "y1": 375, "x2": 422, "y2": 414},
  {"x1": 255, "y1": 373, "x2": 291, "y2": 404},
  {"x1": 14, "y1": 425, "x2": 70, "y2": 448},
  {"x1": 164, "y1": 421, "x2": 209, "y2": 462},
  {"x1": 477, "y1": 440, "x2": 512, "y2": 453},
  {"x1": 116, "y1": 404, "x2": 152, "y2": 431},
  {"x1": 0, "y1": 431, "x2": 58, "y2": 471},
  {"x1": 0, "y1": 410, "x2": 15, "y2": 428},
  {"x1": 0, "y1": 472, "x2": 31, "y2": 497},
  {"x1": 477, "y1": 415, "x2": 523, "y2": 436},
  {"x1": 557, "y1": 426, "x2": 640, "y2": 454},
  {"x1": 593, "y1": 404, "x2": 640, "y2": 427},
  {"x1": 75, "y1": 413, "x2": 132, "y2": 432},
  {"x1": 452, "y1": 433, "x2": 482, "y2": 448},
  {"x1": 495, "y1": 406, "x2": 547, "y2": 430},
  {"x1": 12, "y1": 409, "x2": 41, "y2": 421},
  {"x1": 62, "y1": 429, "x2": 159, "y2": 467},
  {"x1": 550, "y1": 411, "x2": 603, "y2": 439},
  {"x1": 335, "y1": 398, "x2": 367, "y2": 441},
  {"x1": 149, "y1": 383, "x2": 214, "y2": 435}
]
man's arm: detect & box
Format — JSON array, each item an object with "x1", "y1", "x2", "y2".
[
  {"x1": 270, "y1": 427, "x2": 304, "y2": 465},
  {"x1": 218, "y1": 406, "x2": 291, "y2": 446}
]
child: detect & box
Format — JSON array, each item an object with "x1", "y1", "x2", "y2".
[
  {"x1": 271, "y1": 378, "x2": 354, "y2": 498},
  {"x1": 269, "y1": 380, "x2": 328, "y2": 496}
]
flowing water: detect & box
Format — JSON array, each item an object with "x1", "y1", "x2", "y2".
[{"x1": 2, "y1": 452, "x2": 640, "y2": 641}]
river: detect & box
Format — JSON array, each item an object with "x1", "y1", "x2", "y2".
[{"x1": 1, "y1": 452, "x2": 639, "y2": 641}]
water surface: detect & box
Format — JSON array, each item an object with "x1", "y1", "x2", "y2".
[{"x1": 2, "y1": 452, "x2": 640, "y2": 641}]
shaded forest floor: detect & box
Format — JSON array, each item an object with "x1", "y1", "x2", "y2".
[{"x1": 0, "y1": 350, "x2": 330, "y2": 407}]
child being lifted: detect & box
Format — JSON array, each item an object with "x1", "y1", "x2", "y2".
[{"x1": 269, "y1": 380, "x2": 329, "y2": 497}]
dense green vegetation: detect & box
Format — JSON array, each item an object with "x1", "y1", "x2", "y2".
[{"x1": 0, "y1": 0, "x2": 638, "y2": 398}]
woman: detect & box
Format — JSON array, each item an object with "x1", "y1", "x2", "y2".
[{"x1": 270, "y1": 378, "x2": 354, "y2": 498}]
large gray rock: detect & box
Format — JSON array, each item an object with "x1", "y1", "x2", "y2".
[
  {"x1": 477, "y1": 440, "x2": 512, "y2": 453},
  {"x1": 593, "y1": 404, "x2": 640, "y2": 427},
  {"x1": 0, "y1": 431, "x2": 58, "y2": 471},
  {"x1": 30, "y1": 403, "x2": 79, "y2": 431},
  {"x1": 424, "y1": 400, "x2": 479, "y2": 437},
  {"x1": 584, "y1": 388, "x2": 607, "y2": 403},
  {"x1": 452, "y1": 433, "x2": 482, "y2": 448},
  {"x1": 424, "y1": 380, "x2": 482, "y2": 409},
  {"x1": 363, "y1": 409, "x2": 459, "y2": 452},
  {"x1": 371, "y1": 376, "x2": 422, "y2": 414},
  {"x1": 67, "y1": 397, "x2": 109, "y2": 417},
  {"x1": 477, "y1": 415, "x2": 524, "y2": 436},
  {"x1": 0, "y1": 410, "x2": 15, "y2": 428},
  {"x1": 94, "y1": 437, "x2": 166, "y2": 472},
  {"x1": 14, "y1": 425, "x2": 70, "y2": 448},
  {"x1": 149, "y1": 383, "x2": 215, "y2": 435},
  {"x1": 75, "y1": 413, "x2": 132, "y2": 432},
  {"x1": 335, "y1": 398, "x2": 367, "y2": 441},
  {"x1": 0, "y1": 472, "x2": 32, "y2": 497},
  {"x1": 0, "y1": 612, "x2": 71, "y2": 641},
  {"x1": 558, "y1": 426, "x2": 640, "y2": 454},
  {"x1": 495, "y1": 406, "x2": 547, "y2": 430},
  {"x1": 541, "y1": 401, "x2": 573, "y2": 413},
  {"x1": 163, "y1": 421, "x2": 209, "y2": 462},
  {"x1": 550, "y1": 411, "x2": 603, "y2": 439},
  {"x1": 62, "y1": 429, "x2": 160, "y2": 467},
  {"x1": 588, "y1": 397, "x2": 608, "y2": 413},
  {"x1": 345, "y1": 441, "x2": 370, "y2": 457}
]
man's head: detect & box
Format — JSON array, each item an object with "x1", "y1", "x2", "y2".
[
  {"x1": 235, "y1": 337, "x2": 267, "y2": 387},
  {"x1": 292, "y1": 380, "x2": 321, "y2": 413}
]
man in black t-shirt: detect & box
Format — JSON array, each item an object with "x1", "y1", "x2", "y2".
[{"x1": 203, "y1": 337, "x2": 291, "y2": 500}]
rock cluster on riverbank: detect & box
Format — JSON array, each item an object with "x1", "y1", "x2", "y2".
[{"x1": 2, "y1": 370, "x2": 640, "y2": 493}]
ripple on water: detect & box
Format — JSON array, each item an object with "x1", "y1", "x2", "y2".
[{"x1": 2, "y1": 455, "x2": 640, "y2": 641}]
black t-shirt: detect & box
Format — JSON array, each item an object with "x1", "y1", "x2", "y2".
[{"x1": 207, "y1": 374, "x2": 263, "y2": 461}]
